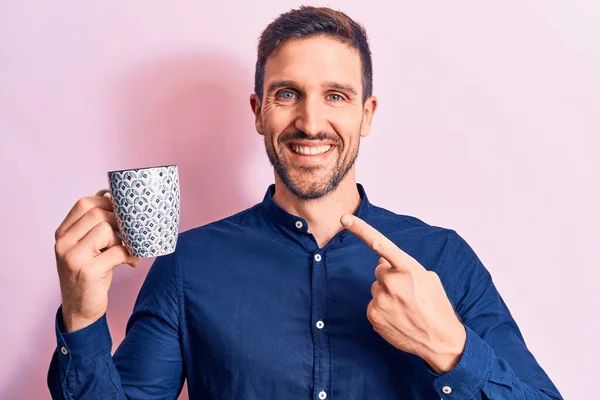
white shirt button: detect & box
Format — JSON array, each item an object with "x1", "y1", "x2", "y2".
[
  {"x1": 442, "y1": 386, "x2": 452, "y2": 394},
  {"x1": 60, "y1": 346, "x2": 68, "y2": 355},
  {"x1": 318, "y1": 391, "x2": 327, "y2": 399},
  {"x1": 295, "y1": 221, "x2": 303, "y2": 229},
  {"x1": 316, "y1": 320, "x2": 325, "y2": 329},
  {"x1": 314, "y1": 254, "x2": 322, "y2": 262}
]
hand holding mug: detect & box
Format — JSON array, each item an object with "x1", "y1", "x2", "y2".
[
  {"x1": 54, "y1": 165, "x2": 180, "y2": 333},
  {"x1": 54, "y1": 190, "x2": 139, "y2": 333}
]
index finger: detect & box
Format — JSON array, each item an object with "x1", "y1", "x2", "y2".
[
  {"x1": 55, "y1": 190, "x2": 114, "y2": 240},
  {"x1": 340, "y1": 214, "x2": 420, "y2": 272}
]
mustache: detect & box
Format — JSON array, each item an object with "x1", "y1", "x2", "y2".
[{"x1": 278, "y1": 131, "x2": 338, "y2": 145}]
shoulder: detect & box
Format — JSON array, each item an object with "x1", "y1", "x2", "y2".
[
  {"x1": 364, "y1": 202, "x2": 481, "y2": 269},
  {"x1": 365, "y1": 202, "x2": 459, "y2": 243},
  {"x1": 176, "y1": 202, "x2": 263, "y2": 246}
]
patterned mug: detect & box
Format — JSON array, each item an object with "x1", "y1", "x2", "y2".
[{"x1": 105, "y1": 164, "x2": 180, "y2": 258}]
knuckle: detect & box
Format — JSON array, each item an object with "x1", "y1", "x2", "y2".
[
  {"x1": 54, "y1": 238, "x2": 68, "y2": 256},
  {"x1": 381, "y1": 271, "x2": 398, "y2": 287},
  {"x1": 356, "y1": 226, "x2": 365, "y2": 238},
  {"x1": 99, "y1": 220, "x2": 113, "y2": 231},
  {"x1": 88, "y1": 207, "x2": 107, "y2": 222},
  {"x1": 373, "y1": 264, "x2": 382, "y2": 276},
  {"x1": 381, "y1": 273, "x2": 393, "y2": 287},
  {"x1": 371, "y1": 239, "x2": 383, "y2": 251},
  {"x1": 75, "y1": 197, "x2": 93, "y2": 213},
  {"x1": 62, "y1": 249, "x2": 82, "y2": 270},
  {"x1": 97, "y1": 221, "x2": 115, "y2": 237},
  {"x1": 367, "y1": 301, "x2": 375, "y2": 316},
  {"x1": 366, "y1": 302, "x2": 379, "y2": 324},
  {"x1": 385, "y1": 277, "x2": 402, "y2": 296},
  {"x1": 370, "y1": 281, "x2": 378, "y2": 295},
  {"x1": 370, "y1": 238, "x2": 385, "y2": 252}
]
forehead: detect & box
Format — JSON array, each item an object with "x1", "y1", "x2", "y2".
[{"x1": 263, "y1": 35, "x2": 362, "y2": 88}]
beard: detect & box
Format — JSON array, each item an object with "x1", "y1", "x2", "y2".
[{"x1": 264, "y1": 129, "x2": 360, "y2": 200}]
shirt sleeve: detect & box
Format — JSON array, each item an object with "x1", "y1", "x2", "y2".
[
  {"x1": 47, "y1": 250, "x2": 185, "y2": 399},
  {"x1": 429, "y1": 232, "x2": 564, "y2": 399}
]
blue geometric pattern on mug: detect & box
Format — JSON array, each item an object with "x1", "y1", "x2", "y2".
[{"x1": 108, "y1": 165, "x2": 180, "y2": 258}]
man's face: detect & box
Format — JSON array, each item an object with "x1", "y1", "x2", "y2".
[{"x1": 251, "y1": 35, "x2": 377, "y2": 200}]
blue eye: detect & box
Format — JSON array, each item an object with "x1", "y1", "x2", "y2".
[
  {"x1": 328, "y1": 93, "x2": 343, "y2": 101},
  {"x1": 278, "y1": 90, "x2": 297, "y2": 100}
]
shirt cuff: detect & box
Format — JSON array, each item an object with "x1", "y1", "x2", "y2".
[
  {"x1": 429, "y1": 325, "x2": 493, "y2": 399},
  {"x1": 55, "y1": 306, "x2": 113, "y2": 365}
]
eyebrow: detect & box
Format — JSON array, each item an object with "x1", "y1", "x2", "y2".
[
  {"x1": 324, "y1": 81, "x2": 358, "y2": 96},
  {"x1": 266, "y1": 80, "x2": 296, "y2": 94},
  {"x1": 266, "y1": 80, "x2": 359, "y2": 96}
]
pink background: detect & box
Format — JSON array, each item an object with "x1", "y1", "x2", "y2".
[{"x1": 1, "y1": 1, "x2": 598, "y2": 398}]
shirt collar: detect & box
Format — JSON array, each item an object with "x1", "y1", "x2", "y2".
[{"x1": 260, "y1": 183, "x2": 372, "y2": 236}]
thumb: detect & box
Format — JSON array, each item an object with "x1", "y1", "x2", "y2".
[{"x1": 96, "y1": 245, "x2": 138, "y2": 271}]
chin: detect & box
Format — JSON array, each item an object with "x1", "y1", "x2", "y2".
[
  {"x1": 283, "y1": 174, "x2": 338, "y2": 200},
  {"x1": 268, "y1": 146, "x2": 353, "y2": 200}
]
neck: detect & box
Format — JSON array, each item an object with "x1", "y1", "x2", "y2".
[{"x1": 272, "y1": 170, "x2": 361, "y2": 248}]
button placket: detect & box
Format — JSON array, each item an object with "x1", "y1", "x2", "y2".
[{"x1": 310, "y1": 249, "x2": 330, "y2": 400}]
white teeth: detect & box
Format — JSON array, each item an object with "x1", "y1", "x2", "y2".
[{"x1": 291, "y1": 145, "x2": 331, "y2": 155}]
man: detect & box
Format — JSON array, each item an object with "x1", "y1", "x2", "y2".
[{"x1": 48, "y1": 6, "x2": 563, "y2": 399}]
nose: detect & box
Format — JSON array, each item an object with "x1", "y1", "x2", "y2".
[{"x1": 294, "y1": 95, "x2": 327, "y2": 137}]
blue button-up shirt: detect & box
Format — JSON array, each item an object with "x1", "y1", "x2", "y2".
[{"x1": 48, "y1": 184, "x2": 563, "y2": 399}]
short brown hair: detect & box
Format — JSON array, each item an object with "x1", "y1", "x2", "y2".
[{"x1": 254, "y1": 6, "x2": 373, "y2": 103}]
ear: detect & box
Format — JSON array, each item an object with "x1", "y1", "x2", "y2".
[
  {"x1": 359, "y1": 95, "x2": 378, "y2": 138},
  {"x1": 249, "y1": 94, "x2": 264, "y2": 136}
]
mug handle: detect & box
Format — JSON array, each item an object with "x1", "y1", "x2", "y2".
[
  {"x1": 95, "y1": 188, "x2": 122, "y2": 241},
  {"x1": 95, "y1": 189, "x2": 111, "y2": 197}
]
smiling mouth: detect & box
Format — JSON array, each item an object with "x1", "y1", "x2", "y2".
[{"x1": 289, "y1": 144, "x2": 333, "y2": 155}]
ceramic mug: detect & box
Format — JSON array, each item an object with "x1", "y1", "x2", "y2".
[{"x1": 103, "y1": 164, "x2": 181, "y2": 258}]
